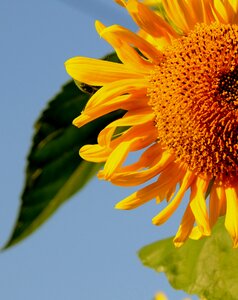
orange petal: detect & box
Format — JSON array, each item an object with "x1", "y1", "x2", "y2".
[
  {"x1": 210, "y1": 0, "x2": 237, "y2": 23},
  {"x1": 162, "y1": 0, "x2": 191, "y2": 32},
  {"x1": 125, "y1": 0, "x2": 178, "y2": 41}
]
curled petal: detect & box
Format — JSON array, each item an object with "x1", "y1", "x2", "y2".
[
  {"x1": 80, "y1": 144, "x2": 111, "y2": 162},
  {"x1": 97, "y1": 110, "x2": 154, "y2": 147},
  {"x1": 96, "y1": 23, "x2": 163, "y2": 62},
  {"x1": 105, "y1": 150, "x2": 174, "y2": 186},
  {"x1": 95, "y1": 21, "x2": 155, "y2": 71}
]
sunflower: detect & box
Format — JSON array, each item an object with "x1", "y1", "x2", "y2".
[{"x1": 65, "y1": 0, "x2": 238, "y2": 247}]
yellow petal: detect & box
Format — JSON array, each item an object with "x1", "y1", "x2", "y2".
[
  {"x1": 97, "y1": 110, "x2": 154, "y2": 147},
  {"x1": 107, "y1": 150, "x2": 174, "y2": 186},
  {"x1": 162, "y1": 0, "x2": 190, "y2": 32},
  {"x1": 228, "y1": 0, "x2": 238, "y2": 12},
  {"x1": 96, "y1": 22, "x2": 163, "y2": 62},
  {"x1": 100, "y1": 143, "x2": 161, "y2": 176},
  {"x1": 65, "y1": 57, "x2": 143, "y2": 86},
  {"x1": 225, "y1": 186, "x2": 238, "y2": 248},
  {"x1": 86, "y1": 78, "x2": 147, "y2": 109},
  {"x1": 152, "y1": 170, "x2": 195, "y2": 225},
  {"x1": 95, "y1": 21, "x2": 154, "y2": 71},
  {"x1": 103, "y1": 140, "x2": 134, "y2": 179},
  {"x1": 73, "y1": 78, "x2": 148, "y2": 128},
  {"x1": 119, "y1": 143, "x2": 162, "y2": 171},
  {"x1": 155, "y1": 163, "x2": 186, "y2": 203},
  {"x1": 190, "y1": 177, "x2": 211, "y2": 236},
  {"x1": 224, "y1": 0, "x2": 238, "y2": 23},
  {"x1": 138, "y1": 29, "x2": 170, "y2": 51},
  {"x1": 115, "y1": 180, "x2": 164, "y2": 210},
  {"x1": 126, "y1": 0, "x2": 178, "y2": 41},
  {"x1": 101, "y1": 124, "x2": 157, "y2": 179},
  {"x1": 209, "y1": 184, "x2": 226, "y2": 228},
  {"x1": 73, "y1": 94, "x2": 132, "y2": 128},
  {"x1": 173, "y1": 204, "x2": 195, "y2": 247},
  {"x1": 79, "y1": 144, "x2": 111, "y2": 162},
  {"x1": 214, "y1": 0, "x2": 228, "y2": 18},
  {"x1": 212, "y1": 0, "x2": 230, "y2": 23},
  {"x1": 189, "y1": 226, "x2": 203, "y2": 240}
]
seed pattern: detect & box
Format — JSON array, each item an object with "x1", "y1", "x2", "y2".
[{"x1": 149, "y1": 23, "x2": 238, "y2": 184}]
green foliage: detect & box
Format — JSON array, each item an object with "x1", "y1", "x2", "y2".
[
  {"x1": 139, "y1": 218, "x2": 238, "y2": 300},
  {"x1": 5, "y1": 53, "x2": 123, "y2": 248}
]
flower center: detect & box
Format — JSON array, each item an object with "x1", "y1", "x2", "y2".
[
  {"x1": 148, "y1": 23, "x2": 238, "y2": 184},
  {"x1": 217, "y1": 65, "x2": 238, "y2": 107}
]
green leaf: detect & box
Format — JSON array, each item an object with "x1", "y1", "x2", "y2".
[
  {"x1": 5, "y1": 53, "x2": 123, "y2": 248},
  {"x1": 138, "y1": 218, "x2": 238, "y2": 300}
]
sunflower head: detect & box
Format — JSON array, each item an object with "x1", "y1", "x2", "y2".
[
  {"x1": 149, "y1": 22, "x2": 238, "y2": 184},
  {"x1": 65, "y1": 0, "x2": 238, "y2": 247}
]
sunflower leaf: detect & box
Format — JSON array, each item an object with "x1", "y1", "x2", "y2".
[
  {"x1": 5, "y1": 52, "x2": 123, "y2": 249},
  {"x1": 138, "y1": 218, "x2": 238, "y2": 300}
]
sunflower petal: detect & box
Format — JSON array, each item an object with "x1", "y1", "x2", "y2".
[
  {"x1": 97, "y1": 111, "x2": 154, "y2": 147},
  {"x1": 107, "y1": 150, "x2": 174, "y2": 186},
  {"x1": 96, "y1": 23, "x2": 163, "y2": 62},
  {"x1": 79, "y1": 144, "x2": 111, "y2": 162},
  {"x1": 225, "y1": 186, "x2": 238, "y2": 247},
  {"x1": 152, "y1": 170, "x2": 195, "y2": 225},
  {"x1": 115, "y1": 180, "x2": 163, "y2": 210},
  {"x1": 209, "y1": 184, "x2": 226, "y2": 227},
  {"x1": 125, "y1": 0, "x2": 178, "y2": 40},
  {"x1": 65, "y1": 57, "x2": 143, "y2": 86},
  {"x1": 173, "y1": 203, "x2": 195, "y2": 247},
  {"x1": 95, "y1": 21, "x2": 154, "y2": 71},
  {"x1": 190, "y1": 177, "x2": 211, "y2": 236},
  {"x1": 103, "y1": 140, "x2": 134, "y2": 179}
]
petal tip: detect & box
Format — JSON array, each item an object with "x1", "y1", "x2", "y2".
[
  {"x1": 152, "y1": 215, "x2": 161, "y2": 226},
  {"x1": 233, "y1": 240, "x2": 238, "y2": 248},
  {"x1": 173, "y1": 240, "x2": 183, "y2": 248},
  {"x1": 114, "y1": 0, "x2": 126, "y2": 7},
  {"x1": 114, "y1": 202, "x2": 126, "y2": 210},
  {"x1": 95, "y1": 20, "x2": 105, "y2": 35},
  {"x1": 115, "y1": 199, "x2": 133, "y2": 210}
]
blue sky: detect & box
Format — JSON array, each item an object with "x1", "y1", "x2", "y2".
[{"x1": 1, "y1": 1, "x2": 197, "y2": 299}]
